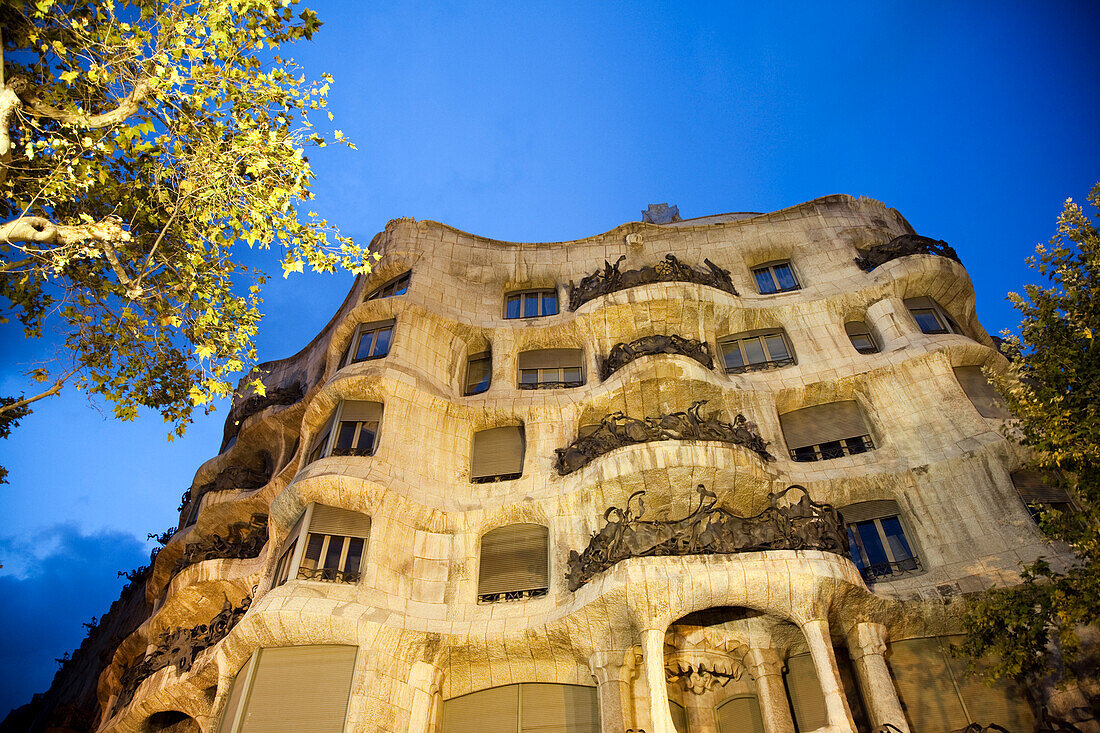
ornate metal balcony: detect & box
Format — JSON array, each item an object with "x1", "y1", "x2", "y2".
[
  {"x1": 518, "y1": 379, "x2": 585, "y2": 390},
  {"x1": 566, "y1": 485, "x2": 850, "y2": 591},
  {"x1": 568, "y1": 254, "x2": 738, "y2": 310},
  {"x1": 600, "y1": 335, "x2": 713, "y2": 380},
  {"x1": 553, "y1": 400, "x2": 774, "y2": 476},
  {"x1": 853, "y1": 234, "x2": 961, "y2": 272},
  {"x1": 296, "y1": 567, "x2": 361, "y2": 584},
  {"x1": 172, "y1": 514, "x2": 268, "y2": 576},
  {"x1": 221, "y1": 381, "x2": 304, "y2": 450},
  {"x1": 478, "y1": 587, "x2": 548, "y2": 604},
  {"x1": 857, "y1": 556, "x2": 922, "y2": 583}
]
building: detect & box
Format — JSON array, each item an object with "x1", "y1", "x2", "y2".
[{"x1": 30, "y1": 196, "x2": 1096, "y2": 732}]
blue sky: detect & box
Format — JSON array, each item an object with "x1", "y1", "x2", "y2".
[{"x1": 1, "y1": 0, "x2": 1098, "y2": 717}]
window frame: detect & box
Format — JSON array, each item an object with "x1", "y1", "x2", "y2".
[
  {"x1": 476, "y1": 523, "x2": 550, "y2": 604},
  {"x1": 751, "y1": 260, "x2": 801, "y2": 295},
  {"x1": 503, "y1": 289, "x2": 559, "y2": 319},
  {"x1": 306, "y1": 402, "x2": 383, "y2": 464},
  {"x1": 844, "y1": 321, "x2": 880, "y2": 355},
  {"x1": 905, "y1": 296, "x2": 963, "y2": 336},
  {"x1": 464, "y1": 350, "x2": 492, "y2": 396},
  {"x1": 844, "y1": 511, "x2": 922, "y2": 582},
  {"x1": 343, "y1": 320, "x2": 394, "y2": 367},
  {"x1": 365, "y1": 270, "x2": 410, "y2": 301},
  {"x1": 718, "y1": 329, "x2": 796, "y2": 373},
  {"x1": 270, "y1": 504, "x2": 370, "y2": 589}
]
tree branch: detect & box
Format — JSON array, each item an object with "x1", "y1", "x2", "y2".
[
  {"x1": 17, "y1": 77, "x2": 152, "y2": 129},
  {"x1": 0, "y1": 215, "x2": 132, "y2": 246},
  {"x1": 0, "y1": 370, "x2": 75, "y2": 415}
]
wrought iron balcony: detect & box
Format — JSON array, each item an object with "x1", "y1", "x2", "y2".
[
  {"x1": 518, "y1": 379, "x2": 585, "y2": 390},
  {"x1": 297, "y1": 567, "x2": 361, "y2": 584},
  {"x1": 568, "y1": 254, "x2": 738, "y2": 310},
  {"x1": 600, "y1": 335, "x2": 713, "y2": 380},
  {"x1": 854, "y1": 234, "x2": 961, "y2": 272},
  {"x1": 478, "y1": 587, "x2": 548, "y2": 604}
]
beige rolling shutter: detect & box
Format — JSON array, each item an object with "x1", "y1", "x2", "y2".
[
  {"x1": 779, "y1": 401, "x2": 870, "y2": 450},
  {"x1": 471, "y1": 426, "x2": 525, "y2": 480},
  {"x1": 519, "y1": 683, "x2": 599, "y2": 733},
  {"x1": 669, "y1": 701, "x2": 688, "y2": 733},
  {"x1": 903, "y1": 296, "x2": 938, "y2": 311},
  {"x1": 953, "y1": 367, "x2": 1009, "y2": 419},
  {"x1": 216, "y1": 655, "x2": 254, "y2": 733},
  {"x1": 886, "y1": 638, "x2": 968, "y2": 733},
  {"x1": 310, "y1": 505, "x2": 371, "y2": 538},
  {"x1": 238, "y1": 645, "x2": 357, "y2": 733},
  {"x1": 784, "y1": 654, "x2": 827, "y2": 732},
  {"x1": 339, "y1": 400, "x2": 383, "y2": 423},
  {"x1": 844, "y1": 321, "x2": 871, "y2": 337},
  {"x1": 442, "y1": 685, "x2": 519, "y2": 733},
  {"x1": 840, "y1": 499, "x2": 900, "y2": 524},
  {"x1": 1011, "y1": 470, "x2": 1071, "y2": 504},
  {"x1": 716, "y1": 696, "x2": 765, "y2": 733},
  {"x1": 467, "y1": 352, "x2": 492, "y2": 385},
  {"x1": 517, "y1": 349, "x2": 583, "y2": 371},
  {"x1": 478, "y1": 524, "x2": 549, "y2": 596},
  {"x1": 942, "y1": 637, "x2": 1035, "y2": 731}
]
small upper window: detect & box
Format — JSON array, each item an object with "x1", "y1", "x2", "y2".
[
  {"x1": 904, "y1": 296, "x2": 962, "y2": 336},
  {"x1": 465, "y1": 351, "x2": 492, "y2": 395},
  {"x1": 272, "y1": 504, "x2": 371, "y2": 588},
  {"x1": 505, "y1": 290, "x2": 558, "y2": 319},
  {"x1": 306, "y1": 401, "x2": 383, "y2": 463},
  {"x1": 1011, "y1": 470, "x2": 1076, "y2": 521},
  {"x1": 366, "y1": 271, "x2": 410, "y2": 301},
  {"x1": 343, "y1": 320, "x2": 393, "y2": 366},
  {"x1": 719, "y1": 329, "x2": 795, "y2": 373},
  {"x1": 517, "y1": 348, "x2": 585, "y2": 389},
  {"x1": 953, "y1": 366, "x2": 1010, "y2": 419},
  {"x1": 471, "y1": 425, "x2": 525, "y2": 482},
  {"x1": 840, "y1": 500, "x2": 921, "y2": 582},
  {"x1": 779, "y1": 401, "x2": 875, "y2": 462},
  {"x1": 478, "y1": 523, "x2": 549, "y2": 603},
  {"x1": 752, "y1": 261, "x2": 800, "y2": 295},
  {"x1": 844, "y1": 321, "x2": 880, "y2": 354}
]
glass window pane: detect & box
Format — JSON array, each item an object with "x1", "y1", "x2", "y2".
[
  {"x1": 773, "y1": 263, "x2": 798, "y2": 290},
  {"x1": 519, "y1": 369, "x2": 539, "y2": 385},
  {"x1": 742, "y1": 337, "x2": 767, "y2": 365},
  {"x1": 467, "y1": 358, "x2": 491, "y2": 393},
  {"x1": 856, "y1": 522, "x2": 889, "y2": 568},
  {"x1": 542, "y1": 292, "x2": 558, "y2": 315},
  {"x1": 334, "y1": 422, "x2": 357, "y2": 454},
  {"x1": 722, "y1": 343, "x2": 745, "y2": 370},
  {"x1": 356, "y1": 423, "x2": 377, "y2": 455},
  {"x1": 793, "y1": 446, "x2": 817, "y2": 462},
  {"x1": 392, "y1": 275, "x2": 409, "y2": 296},
  {"x1": 505, "y1": 296, "x2": 521, "y2": 319},
  {"x1": 879, "y1": 516, "x2": 914, "y2": 561},
  {"x1": 754, "y1": 269, "x2": 777, "y2": 294},
  {"x1": 323, "y1": 535, "x2": 345, "y2": 569},
  {"x1": 764, "y1": 334, "x2": 790, "y2": 361},
  {"x1": 344, "y1": 537, "x2": 364, "y2": 575},
  {"x1": 563, "y1": 367, "x2": 582, "y2": 383},
  {"x1": 301, "y1": 533, "x2": 324, "y2": 572},
  {"x1": 372, "y1": 327, "x2": 391, "y2": 356},
  {"x1": 847, "y1": 527, "x2": 866, "y2": 570},
  {"x1": 850, "y1": 333, "x2": 876, "y2": 352},
  {"x1": 353, "y1": 331, "x2": 374, "y2": 361},
  {"x1": 913, "y1": 309, "x2": 945, "y2": 334},
  {"x1": 523, "y1": 293, "x2": 540, "y2": 317}
]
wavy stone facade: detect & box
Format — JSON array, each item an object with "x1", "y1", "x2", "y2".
[{"x1": 87, "y1": 195, "x2": 1090, "y2": 733}]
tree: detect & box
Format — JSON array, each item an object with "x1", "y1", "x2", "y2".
[
  {"x1": 0, "y1": 0, "x2": 377, "y2": 478},
  {"x1": 960, "y1": 183, "x2": 1100, "y2": 703}
]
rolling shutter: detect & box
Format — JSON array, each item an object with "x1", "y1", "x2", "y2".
[
  {"x1": 517, "y1": 349, "x2": 584, "y2": 371},
  {"x1": 840, "y1": 499, "x2": 900, "y2": 524},
  {"x1": 478, "y1": 524, "x2": 549, "y2": 596},
  {"x1": 669, "y1": 701, "x2": 688, "y2": 733},
  {"x1": 784, "y1": 654, "x2": 827, "y2": 732},
  {"x1": 716, "y1": 696, "x2": 765, "y2": 733},
  {"x1": 471, "y1": 426, "x2": 525, "y2": 480},
  {"x1": 339, "y1": 400, "x2": 383, "y2": 423},
  {"x1": 779, "y1": 401, "x2": 870, "y2": 450},
  {"x1": 886, "y1": 638, "x2": 968, "y2": 733},
  {"x1": 443, "y1": 685, "x2": 519, "y2": 733},
  {"x1": 467, "y1": 352, "x2": 492, "y2": 387},
  {"x1": 903, "y1": 296, "x2": 937, "y2": 311},
  {"x1": 237, "y1": 645, "x2": 357, "y2": 733},
  {"x1": 216, "y1": 655, "x2": 254, "y2": 733},
  {"x1": 1011, "y1": 470, "x2": 1071, "y2": 505},
  {"x1": 519, "y1": 683, "x2": 599, "y2": 733},
  {"x1": 953, "y1": 367, "x2": 1009, "y2": 419},
  {"x1": 844, "y1": 321, "x2": 871, "y2": 337},
  {"x1": 943, "y1": 635, "x2": 1035, "y2": 731},
  {"x1": 310, "y1": 505, "x2": 371, "y2": 538}
]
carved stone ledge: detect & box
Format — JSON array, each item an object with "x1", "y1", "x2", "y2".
[
  {"x1": 600, "y1": 335, "x2": 713, "y2": 381},
  {"x1": 854, "y1": 234, "x2": 961, "y2": 272},
  {"x1": 114, "y1": 595, "x2": 251, "y2": 711},
  {"x1": 553, "y1": 400, "x2": 774, "y2": 476},
  {"x1": 565, "y1": 485, "x2": 850, "y2": 591},
  {"x1": 568, "y1": 254, "x2": 738, "y2": 311},
  {"x1": 172, "y1": 514, "x2": 268, "y2": 577}
]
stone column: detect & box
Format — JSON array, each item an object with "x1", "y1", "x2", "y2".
[
  {"x1": 406, "y1": 661, "x2": 444, "y2": 733},
  {"x1": 866, "y1": 297, "x2": 915, "y2": 351},
  {"x1": 800, "y1": 618, "x2": 857, "y2": 733},
  {"x1": 846, "y1": 622, "x2": 909, "y2": 733},
  {"x1": 590, "y1": 650, "x2": 640, "y2": 733},
  {"x1": 746, "y1": 647, "x2": 796, "y2": 733},
  {"x1": 642, "y1": 628, "x2": 677, "y2": 733}
]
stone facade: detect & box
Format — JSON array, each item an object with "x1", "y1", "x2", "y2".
[{"x1": 79, "y1": 196, "x2": 1092, "y2": 733}]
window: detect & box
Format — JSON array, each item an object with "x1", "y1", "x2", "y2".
[
  {"x1": 904, "y1": 296, "x2": 962, "y2": 335},
  {"x1": 752, "y1": 260, "x2": 800, "y2": 294},
  {"x1": 719, "y1": 329, "x2": 795, "y2": 373},
  {"x1": 465, "y1": 351, "x2": 492, "y2": 395},
  {"x1": 716, "y1": 696, "x2": 765, "y2": 733},
  {"x1": 953, "y1": 366, "x2": 1010, "y2": 419},
  {"x1": 470, "y1": 425, "x2": 525, "y2": 482},
  {"x1": 441, "y1": 684, "x2": 599, "y2": 733},
  {"x1": 305, "y1": 401, "x2": 383, "y2": 463},
  {"x1": 478, "y1": 523, "x2": 549, "y2": 602},
  {"x1": 217, "y1": 645, "x2": 357, "y2": 733},
  {"x1": 782, "y1": 654, "x2": 827, "y2": 733},
  {"x1": 841, "y1": 500, "x2": 921, "y2": 581},
  {"x1": 844, "y1": 321, "x2": 879, "y2": 354},
  {"x1": 504, "y1": 289, "x2": 558, "y2": 319},
  {"x1": 365, "y1": 271, "x2": 410, "y2": 301},
  {"x1": 779, "y1": 401, "x2": 875, "y2": 462},
  {"x1": 271, "y1": 504, "x2": 371, "y2": 588},
  {"x1": 343, "y1": 320, "x2": 393, "y2": 366},
  {"x1": 517, "y1": 348, "x2": 585, "y2": 389},
  {"x1": 1011, "y1": 470, "x2": 1075, "y2": 521}
]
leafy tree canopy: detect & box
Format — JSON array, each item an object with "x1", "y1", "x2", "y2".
[
  {"x1": 0, "y1": 0, "x2": 376, "y2": 472},
  {"x1": 960, "y1": 184, "x2": 1100, "y2": 694}
]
